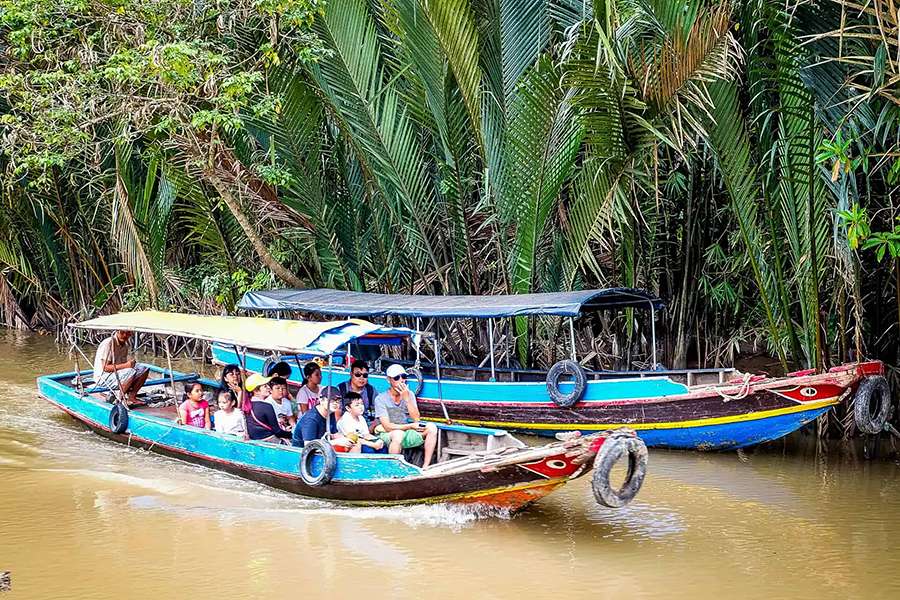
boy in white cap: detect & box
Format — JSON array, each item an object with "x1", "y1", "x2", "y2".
[{"x1": 373, "y1": 364, "x2": 438, "y2": 466}]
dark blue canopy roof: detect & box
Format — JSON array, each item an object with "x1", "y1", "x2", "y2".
[{"x1": 238, "y1": 288, "x2": 663, "y2": 319}]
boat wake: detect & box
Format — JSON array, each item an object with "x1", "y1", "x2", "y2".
[
  {"x1": 126, "y1": 492, "x2": 505, "y2": 529},
  {"x1": 584, "y1": 501, "x2": 685, "y2": 539}
]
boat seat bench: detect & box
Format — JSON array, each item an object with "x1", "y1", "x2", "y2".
[{"x1": 85, "y1": 372, "x2": 200, "y2": 393}]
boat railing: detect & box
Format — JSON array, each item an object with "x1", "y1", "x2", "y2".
[{"x1": 385, "y1": 357, "x2": 736, "y2": 386}]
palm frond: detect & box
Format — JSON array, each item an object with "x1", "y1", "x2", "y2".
[
  {"x1": 638, "y1": 1, "x2": 742, "y2": 149},
  {"x1": 500, "y1": 55, "x2": 584, "y2": 295},
  {"x1": 707, "y1": 80, "x2": 789, "y2": 368},
  {"x1": 110, "y1": 136, "x2": 160, "y2": 303},
  {"x1": 309, "y1": 0, "x2": 445, "y2": 288},
  {"x1": 501, "y1": 0, "x2": 550, "y2": 103}
]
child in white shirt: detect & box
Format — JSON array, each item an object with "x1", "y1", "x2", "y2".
[
  {"x1": 214, "y1": 390, "x2": 247, "y2": 439},
  {"x1": 337, "y1": 392, "x2": 385, "y2": 453}
]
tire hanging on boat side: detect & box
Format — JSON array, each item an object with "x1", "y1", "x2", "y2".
[
  {"x1": 262, "y1": 357, "x2": 276, "y2": 377},
  {"x1": 299, "y1": 439, "x2": 337, "y2": 486},
  {"x1": 853, "y1": 376, "x2": 892, "y2": 435},
  {"x1": 109, "y1": 403, "x2": 129, "y2": 434},
  {"x1": 264, "y1": 358, "x2": 291, "y2": 378},
  {"x1": 546, "y1": 360, "x2": 587, "y2": 407},
  {"x1": 591, "y1": 435, "x2": 648, "y2": 508}
]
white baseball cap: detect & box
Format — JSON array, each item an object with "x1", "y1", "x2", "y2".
[{"x1": 385, "y1": 364, "x2": 407, "y2": 379}]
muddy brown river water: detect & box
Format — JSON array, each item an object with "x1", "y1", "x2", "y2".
[{"x1": 2, "y1": 331, "x2": 900, "y2": 599}]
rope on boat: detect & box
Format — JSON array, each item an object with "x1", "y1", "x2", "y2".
[
  {"x1": 145, "y1": 422, "x2": 178, "y2": 453},
  {"x1": 67, "y1": 327, "x2": 92, "y2": 397},
  {"x1": 714, "y1": 372, "x2": 753, "y2": 402},
  {"x1": 884, "y1": 422, "x2": 900, "y2": 440}
]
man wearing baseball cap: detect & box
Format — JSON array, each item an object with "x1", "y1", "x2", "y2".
[{"x1": 373, "y1": 364, "x2": 438, "y2": 466}]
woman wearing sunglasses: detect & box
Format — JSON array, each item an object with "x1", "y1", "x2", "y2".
[
  {"x1": 338, "y1": 359, "x2": 376, "y2": 422},
  {"x1": 373, "y1": 364, "x2": 438, "y2": 466}
]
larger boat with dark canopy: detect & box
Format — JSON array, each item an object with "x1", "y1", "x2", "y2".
[
  {"x1": 219, "y1": 288, "x2": 891, "y2": 450},
  {"x1": 37, "y1": 311, "x2": 647, "y2": 513}
]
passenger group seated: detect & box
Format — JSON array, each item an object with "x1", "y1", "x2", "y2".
[
  {"x1": 374, "y1": 364, "x2": 438, "y2": 466},
  {"x1": 296, "y1": 361, "x2": 323, "y2": 414},
  {"x1": 214, "y1": 389, "x2": 247, "y2": 439},
  {"x1": 178, "y1": 382, "x2": 210, "y2": 429},
  {"x1": 266, "y1": 377, "x2": 296, "y2": 429},
  {"x1": 337, "y1": 392, "x2": 385, "y2": 453},
  {"x1": 244, "y1": 374, "x2": 291, "y2": 444},
  {"x1": 292, "y1": 386, "x2": 343, "y2": 447}
]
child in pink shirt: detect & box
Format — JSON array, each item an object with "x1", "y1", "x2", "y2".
[{"x1": 178, "y1": 382, "x2": 210, "y2": 429}]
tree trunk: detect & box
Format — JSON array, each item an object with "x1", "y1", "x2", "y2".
[{"x1": 205, "y1": 173, "x2": 305, "y2": 289}]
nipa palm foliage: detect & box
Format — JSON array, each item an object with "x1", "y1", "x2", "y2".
[{"x1": 2, "y1": 0, "x2": 899, "y2": 372}]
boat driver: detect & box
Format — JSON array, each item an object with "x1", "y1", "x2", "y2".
[
  {"x1": 92, "y1": 329, "x2": 150, "y2": 407},
  {"x1": 338, "y1": 359, "x2": 376, "y2": 423},
  {"x1": 373, "y1": 364, "x2": 438, "y2": 466}
]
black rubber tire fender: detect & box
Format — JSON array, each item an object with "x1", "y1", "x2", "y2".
[
  {"x1": 299, "y1": 439, "x2": 337, "y2": 487},
  {"x1": 262, "y1": 357, "x2": 275, "y2": 377},
  {"x1": 853, "y1": 376, "x2": 892, "y2": 435},
  {"x1": 406, "y1": 366, "x2": 425, "y2": 397},
  {"x1": 591, "y1": 434, "x2": 648, "y2": 508},
  {"x1": 109, "y1": 403, "x2": 129, "y2": 435},
  {"x1": 546, "y1": 360, "x2": 587, "y2": 407},
  {"x1": 264, "y1": 358, "x2": 291, "y2": 378}
]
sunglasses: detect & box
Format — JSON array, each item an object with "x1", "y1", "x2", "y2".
[
  {"x1": 352, "y1": 372, "x2": 369, "y2": 378},
  {"x1": 391, "y1": 374, "x2": 409, "y2": 381}
]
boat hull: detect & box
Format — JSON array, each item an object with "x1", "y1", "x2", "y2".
[
  {"x1": 461, "y1": 405, "x2": 832, "y2": 450},
  {"x1": 37, "y1": 369, "x2": 594, "y2": 511},
  {"x1": 212, "y1": 345, "x2": 881, "y2": 451}
]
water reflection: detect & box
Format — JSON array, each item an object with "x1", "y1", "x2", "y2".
[{"x1": 2, "y1": 333, "x2": 900, "y2": 599}]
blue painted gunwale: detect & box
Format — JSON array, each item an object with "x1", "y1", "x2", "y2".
[
  {"x1": 37, "y1": 365, "x2": 423, "y2": 482},
  {"x1": 211, "y1": 344, "x2": 687, "y2": 403}
]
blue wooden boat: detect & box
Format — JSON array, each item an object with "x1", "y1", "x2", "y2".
[
  {"x1": 37, "y1": 311, "x2": 647, "y2": 512},
  {"x1": 223, "y1": 288, "x2": 889, "y2": 450}
]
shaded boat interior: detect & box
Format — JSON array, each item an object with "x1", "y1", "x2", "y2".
[{"x1": 52, "y1": 367, "x2": 529, "y2": 468}]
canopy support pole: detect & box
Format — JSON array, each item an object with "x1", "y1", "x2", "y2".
[
  {"x1": 164, "y1": 338, "x2": 179, "y2": 421},
  {"x1": 107, "y1": 332, "x2": 125, "y2": 406},
  {"x1": 648, "y1": 300, "x2": 658, "y2": 368},
  {"x1": 488, "y1": 319, "x2": 496, "y2": 382},
  {"x1": 69, "y1": 327, "x2": 86, "y2": 397},
  {"x1": 234, "y1": 344, "x2": 248, "y2": 376},
  {"x1": 414, "y1": 318, "x2": 422, "y2": 367},
  {"x1": 292, "y1": 355, "x2": 304, "y2": 384},
  {"x1": 234, "y1": 343, "x2": 251, "y2": 433},
  {"x1": 325, "y1": 354, "x2": 334, "y2": 437},
  {"x1": 506, "y1": 318, "x2": 511, "y2": 369},
  {"x1": 569, "y1": 317, "x2": 577, "y2": 362},
  {"x1": 433, "y1": 336, "x2": 450, "y2": 422}
]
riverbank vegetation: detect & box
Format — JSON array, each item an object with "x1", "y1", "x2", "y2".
[{"x1": 1, "y1": 0, "x2": 898, "y2": 372}]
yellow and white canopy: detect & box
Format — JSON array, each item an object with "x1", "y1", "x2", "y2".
[{"x1": 71, "y1": 310, "x2": 419, "y2": 355}]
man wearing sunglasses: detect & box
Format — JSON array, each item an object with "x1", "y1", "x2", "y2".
[
  {"x1": 373, "y1": 364, "x2": 438, "y2": 466},
  {"x1": 338, "y1": 360, "x2": 376, "y2": 421}
]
